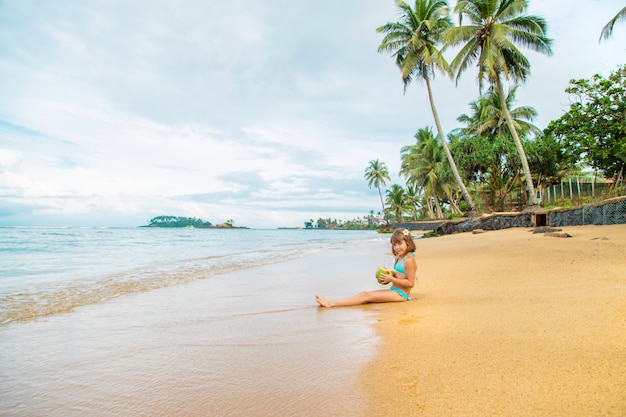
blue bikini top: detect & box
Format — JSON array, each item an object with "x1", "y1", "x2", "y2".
[{"x1": 393, "y1": 252, "x2": 416, "y2": 274}]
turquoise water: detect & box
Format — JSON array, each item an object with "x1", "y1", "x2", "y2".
[
  {"x1": 0, "y1": 227, "x2": 387, "y2": 416},
  {"x1": 0, "y1": 227, "x2": 378, "y2": 323}
]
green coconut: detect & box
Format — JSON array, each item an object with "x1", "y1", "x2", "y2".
[{"x1": 375, "y1": 267, "x2": 393, "y2": 284}]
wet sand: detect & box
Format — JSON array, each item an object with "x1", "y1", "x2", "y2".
[
  {"x1": 0, "y1": 238, "x2": 388, "y2": 417},
  {"x1": 362, "y1": 225, "x2": 626, "y2": 416}
]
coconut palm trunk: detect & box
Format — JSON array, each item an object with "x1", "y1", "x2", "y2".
[
  {"x1": 377, "y1": 0, "x2": 478, "y2": 215},
  {"x1": 425, "y1": 75, "x2": 478, "y2": 213},
  {"x1": 365, "y1": 159, "x2": 391, "y2": 225},
  {"x1": 446, "y1": 0, "x2": 552, "y2": 210},
  {"x1": 426, "y1": 199, "x2": 434, "y2": 219},
  {"x1": 432, "y1": 192, "x2": 444, "y2": 218},
  {"x1": 494, "y1": 76, "x2": 538, "y2": 206},
  {"x1": 377, "y1": 186, "x2": 386, "y2": 221}
]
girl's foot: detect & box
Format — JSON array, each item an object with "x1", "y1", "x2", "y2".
[{"x1": 315, "y1": 295, "x2": 332, "y2": 308}]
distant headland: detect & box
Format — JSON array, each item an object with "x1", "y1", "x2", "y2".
[{"x1": 141, "y1": 216, "x2": 248, "y2": 229}]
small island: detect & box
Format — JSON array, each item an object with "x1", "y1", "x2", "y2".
[{"x1": 143, "y1": 216, "x2": 247, "y2": 229}]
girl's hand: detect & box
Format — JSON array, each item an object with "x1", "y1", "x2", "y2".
[{"x1": 380, "y1": 271, "x2": 394, "y2": 284}]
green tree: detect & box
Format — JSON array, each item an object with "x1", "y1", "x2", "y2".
[
  {"x1": 400, "y1": 127, "x2": 447, "y2": 218},
  {"x1": 454, "y1": 86, "x2": 541, "y2": 207},
  {"x1": 405, "y1": 183, "x2": 424, "y2": 220},
  {"x1": 377, "y1": 0, "x2": 477, "y2": 213},
  {"x1": 385, "y1": 184, "x2": 410, "y2": 221},
  {"x1": 365, "y1": 159, "x2": 391, "y2": 224},
  {"x1": 600, "y1": 6, "x2": 626, "y2": 42},
  {"x1": 148, "y1": 216, "x2": 212, "y2": 228},
  {"x1": 525, "y1": 133, "x2": 571, "y2": 188},
  {"x1": 544, "y1": 65, "x2": 626, "y2": 178},
  {"x1": 456, "y1": 86, "x2": 540, "y2": 138},
  {"x1": 452, "y1": 132, "x2": 520, "y2": 210},
  {"x1": 445, "y1": 0, "x2": 553, "y2": 208},
  {"x1": 368, "y1": 210, "x2": 375, "y2": 225}
]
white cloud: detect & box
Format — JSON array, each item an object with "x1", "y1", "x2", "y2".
[
  {"x1": 0, "y1": 0, "x2": 624, "y2": 227},
  {"x1": 0, "y1": 149, "x2": 23, "y2": 171}
]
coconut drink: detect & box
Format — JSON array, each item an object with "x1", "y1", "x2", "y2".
[{"x1": 375, "y1": 267, "x2": 393, "y2": 284}]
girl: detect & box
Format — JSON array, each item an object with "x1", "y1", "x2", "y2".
[{"x1": 315, "y1": 228, "x2": 417, "y2": 307}]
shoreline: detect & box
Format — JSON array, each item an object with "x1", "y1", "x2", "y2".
[
  {"x1": 361, "y1": 224, "x2": 626, "y2": 416},
  {"x1": 0, "y1": 235, "x2": 386, "y2": 417}
]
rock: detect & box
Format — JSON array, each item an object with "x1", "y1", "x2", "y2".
[
  {"x1": 544, "y1": 232, "x2": 572, "y2": 238},
  {"x1": 532, "y1": 226, "x2": 562, "y2": 234}
]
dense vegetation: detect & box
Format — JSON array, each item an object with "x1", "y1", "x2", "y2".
[
  {"x1": 304, "y1": 213, "x2": 382, "y2": 230},
  {"x1": 147, "y1": 216, "x2": 213, "y2": 228},
  {"x1": 366, "y1": 0, "x2": 625, "y2": 222},
  {"x1": 544, "y1": 66, "x2": 626, "y2": 179}
]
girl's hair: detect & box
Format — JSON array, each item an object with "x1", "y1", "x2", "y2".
[{"x1": 390, "y1": 228, "x2": 416, "y2": 255}]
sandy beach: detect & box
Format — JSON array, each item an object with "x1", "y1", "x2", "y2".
[
  {"x1": 361, "y1": 224, "x2": 626, "y2": 416},
  {"x1": 2, "y1": 226, "x2": 624, "y2": 416}
]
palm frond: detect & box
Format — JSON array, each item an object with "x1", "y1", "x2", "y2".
[{"x1": 600, "y1": 6, "x2": 626, "y2": 42}]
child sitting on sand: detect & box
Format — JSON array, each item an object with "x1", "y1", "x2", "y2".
[{"x1": 315, "y1": 228, "x2": 417, "y2": 307}]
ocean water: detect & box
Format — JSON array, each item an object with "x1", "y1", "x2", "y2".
[
  {"x1": 0, "y1": 227, "x2": 389, "y2": 416},
  {"x1": 0, "y1": 227, "x2": 378, "y2": 324}
]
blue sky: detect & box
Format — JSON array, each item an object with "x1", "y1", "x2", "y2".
[{"x1": 0, "y1": 0, "x2": 624, "y2": 228}]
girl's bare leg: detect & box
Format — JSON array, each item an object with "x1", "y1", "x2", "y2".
[{"x1": 315, "y1": 290, "x2": 405, "y2": 308}]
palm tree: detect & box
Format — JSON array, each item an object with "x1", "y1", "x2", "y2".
[
  {"x1": 457, "y1": 86, "x2": 540, "y2": 138},
  {"x1": 600, "y1": 6, "x2": 626, "y2": 42},
  {"x1": 400, "y1": 127, "x2": 447, "y2": 218},
  {"x1": 377, "y1": 0, "x2": 478, "y2": 214},
  {"x1": 405, "y1": 183, "x2": 424, "y2": 220},
  {"x1": 455, "y1": 86, "x2": 541, "y2": 209},
  {"x1": 457, "y1": 86, "x2": 541, "y2": 206},
  {"x1": 365, "y1": 159, "x2": 391, "y2": 224},
  {"x1": 385, "y1": 184, "x2": 410, "y2": 221},
  {"x1": 445, "y1": 0, "x2": 553, "y2": 208}
]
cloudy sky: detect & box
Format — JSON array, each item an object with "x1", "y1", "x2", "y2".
[{"x1": 0, "y1": 0, "x2": 624, "y2": 228}]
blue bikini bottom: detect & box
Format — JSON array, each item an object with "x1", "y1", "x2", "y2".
[{"x1": 389, "y1": 286, "x2": 411, "y2": 300}]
